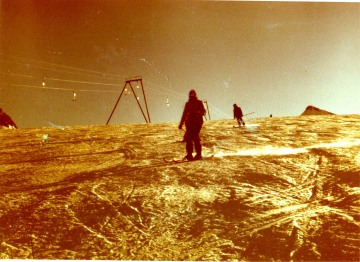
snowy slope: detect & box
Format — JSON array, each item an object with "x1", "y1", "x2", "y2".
[{"x1": 1, "y1": 115, "x2": 360, "y2": 260}]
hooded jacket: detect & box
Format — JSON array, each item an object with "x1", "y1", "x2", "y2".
[
  {"x1": 233, "y1": 105, "x2": 243, "y2": 118},
  {"x1": 179, "y1": 96, "x2": 206, "y2": 129}
]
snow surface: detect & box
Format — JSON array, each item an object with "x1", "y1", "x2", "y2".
[{"x1": 1, "y1": 114, "x2": 360, "y2": 260}]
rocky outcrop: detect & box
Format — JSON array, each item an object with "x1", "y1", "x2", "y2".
[
  {"x1": 300, "y1": 105, "x2": 335, "y2": 116},
  {"x1": 0, "y1": 108, "x2": 17, "y2": 128}
]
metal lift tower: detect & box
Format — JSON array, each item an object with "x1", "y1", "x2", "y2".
[{"x1": 106, "y1": 77, "x2": 151, "y2": 125}]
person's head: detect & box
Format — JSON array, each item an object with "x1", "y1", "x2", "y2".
[
  {"x1": 233, "y1": 104, "x2": 237, "y2": 107},
  {"x1": 189, "y1": 89, "x2": 197, "y2": 98}
]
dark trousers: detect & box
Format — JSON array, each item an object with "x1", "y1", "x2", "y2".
[
  {"x1": 236, "y1": 117, "x2": 245, "y2": 126},
  {"x1": 185, "y1": 126, "x2": 202, "y2": 156}
]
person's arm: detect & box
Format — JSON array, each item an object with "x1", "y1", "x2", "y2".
[
  {"x1": 199, "y1": 101, "x2": 206, "y2": 116},
  {"x1": 179, "y1": 103, "x2": 188, "y2": 129}
]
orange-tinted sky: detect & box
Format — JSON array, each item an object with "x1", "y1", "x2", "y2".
[{"x1": 1, "y1": 0, "x2": 359, "y2": 128}]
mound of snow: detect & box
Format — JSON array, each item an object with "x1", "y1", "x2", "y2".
[{"x1": 300, "y1": 105, "x2": 335, "y2": 116}]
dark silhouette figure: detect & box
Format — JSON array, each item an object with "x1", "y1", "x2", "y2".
[
  {"x1": 179, "y1": 89, "x2": 206, "y2": 161},
  {"x1": 233, "y1": 103, "x2": 245, "y2": 127},
  {"x1": 0, "y1": 108, "x2": 17, "y2": 128}
]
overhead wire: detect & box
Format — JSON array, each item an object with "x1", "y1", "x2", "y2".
[
  {"x1": 1, "y1": 55, "x2": 184, "y2": 97},
  {"x1": 9, "y1": 84, "x2": 119, "y2": 93},
  {"x1": 0, "y1": 54, "x2": 125, "y2": 80},
  {"x1": 1, "y1": 54, "x2": 231, "y2": 119},
  {"x1": 3, "y1": 72, "x2": 120, "y2": 88}
]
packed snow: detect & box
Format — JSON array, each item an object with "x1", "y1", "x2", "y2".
[{"x1": 1, "y1": 114, "x2": 359, "y2": 260}]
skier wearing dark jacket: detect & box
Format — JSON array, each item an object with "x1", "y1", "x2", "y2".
[
  {"x1": 233, "y1": 103, "x2": 245, "y2": 127},
  {"x1": 179, "y1": 89, "x2": 206, "y2": 161}
]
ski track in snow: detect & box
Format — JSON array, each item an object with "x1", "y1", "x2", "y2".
[{"x1": 0, "y1": 114, "x2": 359, "y2": 260}]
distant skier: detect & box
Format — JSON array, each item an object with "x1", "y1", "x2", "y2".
[
  {"x1": 0, "y1": 108, "x2": 17, "y2": 129},
  {"x1": 233, "y1": 103, "x2": 245, "y2": 127},
  {"x1": 179, "y1": 89, "x2": 206, "y2": 161}
]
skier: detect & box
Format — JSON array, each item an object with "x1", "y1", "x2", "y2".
[
  {"x1": 0, "y1": 108, "x2": 17, "y2": 129},
  {"x1": 179, "y1": 89, "x2": 206, "y2": 161},
  {"x1": 233, "y1": 103, "x2": 245, "y2": 127}
]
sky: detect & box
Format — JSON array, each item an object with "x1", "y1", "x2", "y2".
[{"x1": 1, "y1": 0, "x2": 359, "y2": 128}]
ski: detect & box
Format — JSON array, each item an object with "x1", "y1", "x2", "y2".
[
  {"x1": 163, "y1": 154, "x2": 214, "y2": 164},
  {"x1": 163, "y1": 157, "x2": 187, "y2": 164},
  {"x1": 174, "y1": 140, "x2": 186, "y2": 143}
]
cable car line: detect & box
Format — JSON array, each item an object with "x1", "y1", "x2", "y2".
[{"x1": 2, "y1": 54, "x2": 231, "y2": 119}]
